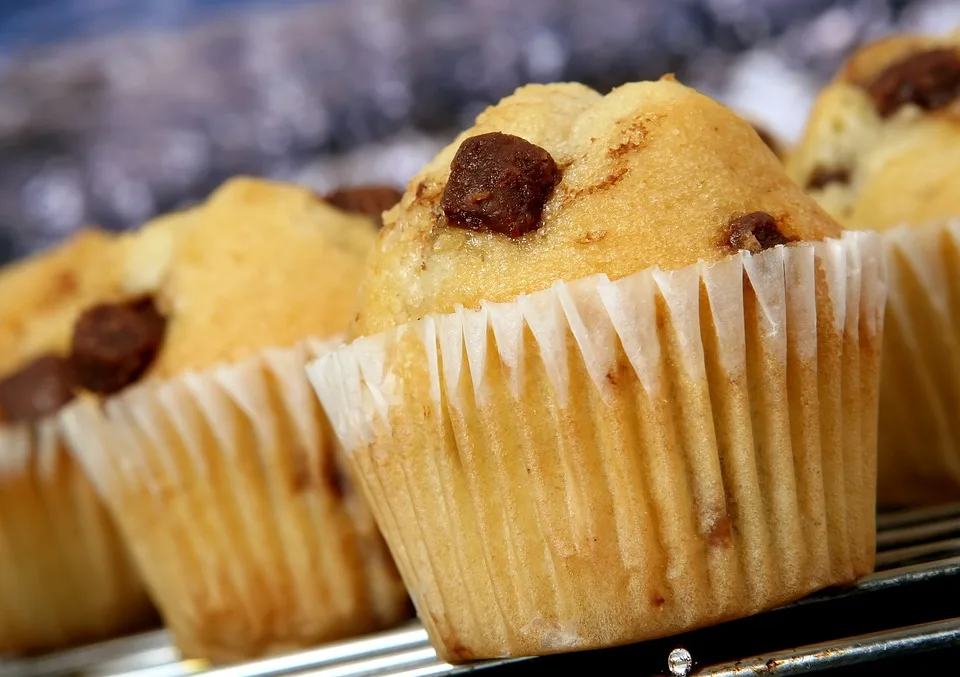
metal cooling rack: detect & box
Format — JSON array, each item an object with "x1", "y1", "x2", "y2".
[{"x1": 4, "y1": 503, "x2": 960, "y2": 677}]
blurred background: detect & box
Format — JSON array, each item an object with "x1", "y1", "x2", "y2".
[{"x1": 1, "y1": 0, "x2": 959, "y2": 264}]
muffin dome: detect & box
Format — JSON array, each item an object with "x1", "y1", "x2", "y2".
[
  {"x1": 788, "y1": 31, "x2": 960, "y2": 229},
  {"x1": 352, "y1": 77, "x2": 841, "y2": 337},
  {"x1": 0, "y1": 229, "x2": 118, "y2": 377},
  {"x1": 111, "y1": 176, "x2": 379, "y2": 379}
]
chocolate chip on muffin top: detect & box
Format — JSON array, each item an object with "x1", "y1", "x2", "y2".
[
  {"x1": 726, "y1": 211, "x2": 792, "y2": 254},
  {"x1": 865, "y1": 48, "x2": 960, "y2": 118},
  {"x1": 440, "y1": 131, "x2": 560, "y2": 238},
  {"x1": 324, "y1": 185, "x2": 404, "y2": 225},
  {"x1": 70, "y1": 296, "x2": 167, "y2": 396},
  {"x1": 0, "y1": 354, "x2": 77, "y2": 424}
]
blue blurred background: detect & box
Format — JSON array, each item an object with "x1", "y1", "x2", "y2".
[{"x1": 0, "y1": 0, "x2": 958, "y2": 263}]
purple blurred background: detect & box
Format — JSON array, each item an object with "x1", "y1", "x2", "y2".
[{"x1": 0, "y1": 0, "x2": 959, "y2": 263}]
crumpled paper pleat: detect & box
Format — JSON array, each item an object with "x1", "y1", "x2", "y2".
[
  {"x1": 62, "y1": 338, "x2": 411, "y2": 663},
  {"x1": 0, "y1": 418, "x2": 155, "y2": 655},
  {"x1": 876, "y1": 220, "x2": 960, "y2": 506},
  {"x1": 309, "y1": 231, "x2": 886, "y2": 662}
]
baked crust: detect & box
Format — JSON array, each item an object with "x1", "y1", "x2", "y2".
[
  {"x1": 788, "y1": 31, "x2": 960, "y2": 229},
  {"x1": 353, "y1": 78, "x2": 840, "y2": 337}
]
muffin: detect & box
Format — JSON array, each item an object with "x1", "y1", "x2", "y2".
[
  {"x1": 0, "y1": 229, "x2": 156, "y2": 655},
  {"x1": 61, "y1": 178, "x2": 411, "y2": 662},
  {"x1": 308, "y1": 78, "x2": 886, "y2": 661},
  {"x1": 788, "y1": 31, "x2": 960, "y2": 229},
  {"x1": 788, "y1": 32, "x2": 960, "y2": 506}
]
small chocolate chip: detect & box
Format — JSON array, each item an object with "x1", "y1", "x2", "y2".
[
  {"x1": 324, "y1": 185, "x2": 404, "y2": 226},
  {"x1": 727, "y1": 211, "x2": 792, "y2": 254},
  {"x1": 866, "y1": 48, "x2": 960, "y2": 118},
  {"x1": 70, "y1": 297, "x2": 167, "y2": 396},
  {"x1": 0, "y1": 354, "x2": 76, "y2": 424},
  {"x1": 805, "y1": 166, "x2": 851, "y2": 191},
  {"x1": 441, "y1": 131, "x2": 559, "y2": 238}
]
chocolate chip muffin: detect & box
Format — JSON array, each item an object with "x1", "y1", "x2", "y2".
[
  {"x1": 61, "y1": 177, "x2": 411, "y2": 662},
  {"x1": 788, "y1": 32, "x2": 960, "y2": 229},
  {"x1": 790, "y1": 32, "x2": 960, "y2": 507},
  {"x1": 0, "y1": 229, "x2": 156, "y2": 655},
  {"x1": 309, "y1": 78, "x2": 886, "y2": 661}
]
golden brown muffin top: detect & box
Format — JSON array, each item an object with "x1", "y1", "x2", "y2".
[
  {"x1": 788, "y1": 31, "x2": 960, "y2": 229},
  {"x1": 0, "y1": 228, "x2": 122, "y2": 423},
  {"x1": 0, "y1": 228, "x2": 119, "y2": 376},
  {"x1": 351, "y1": 77, "x2": 841, "y2": 337},
  {"x1": 0, "y1": 178, "x2": 382, "y2": 420},
  {"x1": 110, "y1": 176, "x2": 379, "y2": 380}
]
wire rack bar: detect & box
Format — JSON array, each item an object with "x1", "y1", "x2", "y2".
[{"x1": 4, "y1": 504, "x2": 959, "y2": 677}]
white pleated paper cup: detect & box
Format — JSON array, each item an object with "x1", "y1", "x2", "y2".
[
  {"x1": 0, "y1": 417, "x2": 156, "y2": 655},
  {"x1": 307, "y1": 231, "x2": 886, "y2": 662},
  {"x1": 61, "y1": 338, "x2": 411, "y2": 663},
  {"x1": 876, "y1": 220, "x2": 960, "y2": 507}
]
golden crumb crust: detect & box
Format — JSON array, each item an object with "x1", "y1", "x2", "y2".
[
  {"x1": 117, "y1": 177, "x2": 379, "y2": 378},
  {"x1": 352, "y1": 78, "x2": 840, "y2": 337},
  {"x1": 788, "y1": 31, "x2": 960, "y2": 229},
  {"x1": 0, "y1": 229, "x2": 120, "y2": 375}
]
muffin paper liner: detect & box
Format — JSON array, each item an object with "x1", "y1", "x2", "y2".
[
  {"x1": 0, "y1": 419, "x2": 156, "y2": 655},
  {"x1": 61, "y1": 339, "x2": 411, "y2": 663},
  {"x1": 307, "y1": 231, "x2": 886, "y2": 662},
  {"x1": 877, "y1": 220, "x2": 960, "y2": 506}
]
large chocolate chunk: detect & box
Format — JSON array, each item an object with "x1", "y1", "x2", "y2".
[
  {"x1": 441, "y1": 132, "x2": 559, "y2": 238},
  {"x1": 70, "y1": 297, "x2": 167, "y2": 395},
  {"x1": 0, "y1": 354, "x2": 76, "y2": 424},
  {"x1": 727, "y1": 211, "x2": 792, "y2": 254},
  {"x1": 867, "y1": 48, "x2": 960, "y2": 118},
  {"x1": 324, "y1": 185, "x2": 404, "y2": 225}
]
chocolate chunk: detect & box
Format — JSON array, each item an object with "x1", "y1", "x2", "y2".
[
  {"x1": 324, "y1": 185, "x2": 404, "y2": 225},
  {"x1": 805, "y1": 166, "x2": 851, "y2": 191},
  {"x1": 70, "y1": 297, "x2": 167, "y2": 395},
  {"x1": 727, "y1": 211, "x2": 791, "y2": 254},
  {"x1": 0, "y1": 355, "x2": 76, "y2": 424},
  {"x1": 441, "y1": 131, "x2": 559, "y2": 238},
  {"x1": 752, "y1": 125, "x2": 781, "y2": 157},
  {"x1": 866, "y1": 48, "x2": 960, "y2": 118}
]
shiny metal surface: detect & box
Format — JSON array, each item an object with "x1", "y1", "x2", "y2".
[
  {"x1": 875, "y1": 516, "x2": 960, "y2": 549},
  {"x1": 695, "y1": 617, "x2": 960, "y2": 676},
  {"x1": 182, "y1": 626, "x2": 432, "y2": 677},
  {"x1": 875, "y1": 502, "x2": 960, "y2": 530},
  {"x1": 3, "y1": 503, "x2": 959, "y2": 677},
  {"x1": 0, "y1": 632, "x2": 176, "y2": 677}
]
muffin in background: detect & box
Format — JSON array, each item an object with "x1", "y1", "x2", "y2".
[
  {"x1": 62, "y1": 178, "x2": 411, "y2": 663},
  {"x1": 788, "y1": 30, "x2": 960, "y2": 230},
  {"x1": 789, "y1": 30, "x2": 960, "y2": 506},
  {"x1": 0, "y1": 229, "x2": 156, "y2": 656},
  {"x1": 309, "y1": 78, "x2": 885, "y2": 661}
]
